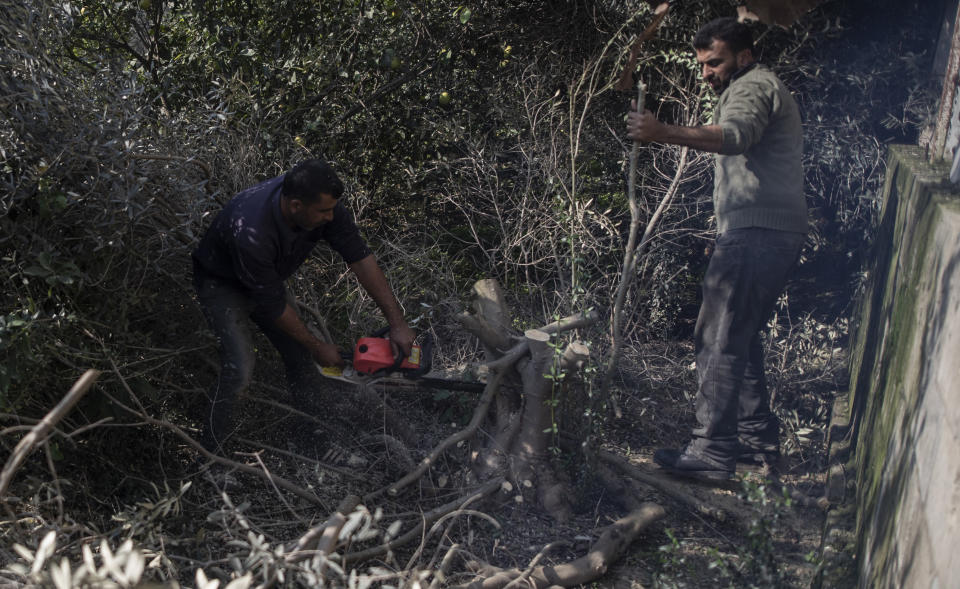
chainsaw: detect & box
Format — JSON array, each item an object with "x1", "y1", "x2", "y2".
[{"x1": 317, "y1": 328, "x2": 485, "y2": 392}]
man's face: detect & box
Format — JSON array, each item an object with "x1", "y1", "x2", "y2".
[
  {"x1": 695, "y1": 39, "x2": 752, "y2": 93},
  {"x1": 289, "y1": 192, "x2": 338, "y2": 230}
]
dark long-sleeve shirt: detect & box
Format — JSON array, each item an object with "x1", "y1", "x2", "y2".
[{"x1": 192, "y1": 175, "x2": 371, "y2": 323}]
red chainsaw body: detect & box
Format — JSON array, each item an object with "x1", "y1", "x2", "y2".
[{"x1": 353, "y1": 337, "x2": 422, "y2": 375}]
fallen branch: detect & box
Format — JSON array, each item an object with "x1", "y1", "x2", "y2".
[
  {"x1": 286, "y1": 495, "x2": 362, "y2": 564},
  {"x1": 406, "y1": 504, "x2": 499, "y2": 573},
  {"x1": 243, "y1": 450, "x2": 305, "y2": 520},
  {"x1": 503, "y1": 541, "x2": 571, "y2": 589},
  {"x1": 427, "y1": 543, "x2": 461, "y2": 589},
  {"x1": 345, "y1": 477, "x2": 505, "y2": 566},
  {"x1": 377, "y1": 309, "x2": 598, "y2": 500},
  {"x1": 235, "y1": 436, "x2": 365, "y2": 482},
  {"x1": 377, "y1": 369, "x2": 509, "y2": 499},
  {"x1": 100, "y1": 367, "x2": 329, "y2": 508},
  {"x1": 457, "y1": 502, "x2": 666, "y2": 588},
  {"x1": 598, "y1": 449, "x2": 728, "y2": 522},
  {"x1": 0, "y1": 369, "x2": 101, "y2": 500}
]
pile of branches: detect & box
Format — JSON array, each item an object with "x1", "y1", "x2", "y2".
[
  {"x1": 1, "y1": 282, "x2": 671, "y2": 587},
  {"x1": 2, "y1": 0, "x2": 942, "y2": 587}
]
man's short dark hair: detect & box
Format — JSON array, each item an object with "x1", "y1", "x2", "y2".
[
  {"x1": 282, "y1": 159, "x2": 345, "y2": 203},
  {"x1": 693, "y1": 17, "x2": 754, "y2": 54}
]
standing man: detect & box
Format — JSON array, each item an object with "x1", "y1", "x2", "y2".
[
  {"x1": 192, "y1": 158, "x2": 415, "y2": 453},
  {"x1": 626, "y1": 17, "x2": 807, "y2": 481}
]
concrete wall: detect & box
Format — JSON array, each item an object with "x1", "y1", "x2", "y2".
[
  {"x1": 930, "y1": 1, "x2": 960, "y2": 161},
  {"x1": 827, "y1": 145, "x2": 960, "y2": 588}
]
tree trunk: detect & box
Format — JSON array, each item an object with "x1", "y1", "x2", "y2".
[{"x1": 455, "y1": 279, "x2": 597, "y2": 521}]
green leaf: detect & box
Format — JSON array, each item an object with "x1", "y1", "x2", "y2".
[
  {"x1": 433, "y1": 389, "x2": 454, "y2": 401},
  {"x1": 459, "y1": 7, "x2": 471, "y2": 24},
  {"x1": 37, "y1": 252, "x2": 54, "y2": 270}
]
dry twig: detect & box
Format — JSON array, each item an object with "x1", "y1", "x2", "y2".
[
  {"x1": 0, "y1": 369, "x2": 101, "y2": 500},
  {"x1": 457, "y1": 503, "x2": 666, "y2": 588}
]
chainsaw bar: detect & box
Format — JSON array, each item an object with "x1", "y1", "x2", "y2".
[
  {"x1": 317, "y1": 364, "x2": 486, "y2": 392},
  {"x1": 316, "y1": 363, "x2": 377, "y2": 386},
  {"x1": 382, "y1": 374, "x2": 487, "y2": 392},
  {"x1": 316, "y1": 330, "x2": 485, "y2": 391}
]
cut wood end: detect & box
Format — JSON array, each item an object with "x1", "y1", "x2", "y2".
[
  {"x1": 738, "y1": 5, "x2": 761, "y2": 22},
  {"x1": 337, "y1": 495, "x2": 361, "y2": 514},
  {"x1": 524, "y1": 329, "x2": 550, "y2": 342}
]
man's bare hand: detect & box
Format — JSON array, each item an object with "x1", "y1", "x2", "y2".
[
  {"x1": 311, "y1": 341, "x2": 344, "y2": 367},
  {"x1": 389, "y1": 323, "x2": 416, "y2": 359},
  {"x1": 625, "y1": 99, "x2": 724, "y2": 152},
  {"x1": 626, "y1": 100, "x2": 666, "y2": 143}
]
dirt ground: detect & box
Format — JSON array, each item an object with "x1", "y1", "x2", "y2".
[
  {"x1": 29, "y1": 281, "x2": 842, "y2": 589},
  {"x1": 601, "y1": 360, "x2": 831, "y2": 588},
  {"x1": 170, "y1": 322, "x2": 839, "y2": 588},
  {"x1": 444, "y1": 339, "x2": 835, "y2": 588}
]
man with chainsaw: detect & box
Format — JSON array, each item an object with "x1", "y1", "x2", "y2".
[
  {"x1": 192, "y1": 158, "x2": 416, "y2": 453},
  {"x1": 626, "y1": 17, "x2": 807, "y2": 481}
]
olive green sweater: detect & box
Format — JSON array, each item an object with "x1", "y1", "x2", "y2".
[{"x1": 713, "y1": 63, "x2": 808, "y2": 235}]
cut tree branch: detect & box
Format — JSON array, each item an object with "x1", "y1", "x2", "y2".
[
  {"x1": 0, "y1": 369, "x2": 101, "y2": 500},
  {"x1": 457, "y1": 502, "x2": 666, "y2": 588},
  {"x1": 345, "y1": 477, "x2": 505, "y2": 566},
  {"x1": 286, "y1": 495, "x2": 361, "y2": 564}
]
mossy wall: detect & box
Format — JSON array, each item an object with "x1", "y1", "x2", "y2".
[{"x1": 843, "y1": 144, "x2": 960, "y2": 588}]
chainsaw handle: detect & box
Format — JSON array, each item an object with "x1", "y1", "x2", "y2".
[
  {"x1": 370, "y1": 325, "x2": 408, "y2": 365},
  {"x1": 408, "y1": 332, "x2": 433, "y2": 377},
  {"x1": 368, "y1": 326, "x2": 433, "y2": 376}
]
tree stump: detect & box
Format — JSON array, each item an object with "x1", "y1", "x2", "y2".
[{"x1": 454, "y1": 279, "x2": 598, "y2": 521}]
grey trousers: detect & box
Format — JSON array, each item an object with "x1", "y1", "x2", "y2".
[
  {"x1": 686, "y1": 227, "x2": 805, "y2": 470},
  {"x1": 196, "y1": 277, "x2": 318, "y2": 453}
]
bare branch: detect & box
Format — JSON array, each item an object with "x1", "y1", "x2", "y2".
[
  {"x1": 455, "y1": 503, "x2": 665, "y2": 588},
  {"x1": 346, "y1": 477, "x2": 505, "y2": 566},
  {"x1": 0, "y1": 369, "x2": 101, "y2": 500}
]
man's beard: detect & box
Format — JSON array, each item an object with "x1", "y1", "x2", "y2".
[{"x1": 710, "y1": 77, "x2": 730, "y2": 93}]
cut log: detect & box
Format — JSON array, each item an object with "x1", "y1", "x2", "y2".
[
  {"x1": 286, "y1": 495, "x2": 361, "y2": 563},
  {"x1": 455, "y1": 502, "x2": 666, "y2": 588}
]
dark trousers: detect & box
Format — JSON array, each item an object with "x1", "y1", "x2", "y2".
[
  {"x1": 196, "y1": 277, "x2": 318, "y2": 453},
  {"x1": 686, "y1": 227, "x2": 805, "y2": 470}
]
